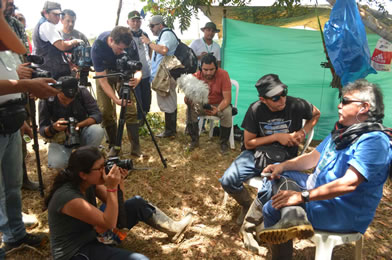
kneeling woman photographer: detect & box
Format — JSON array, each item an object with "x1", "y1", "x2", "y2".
[{"x1": 45, "y1": 146, "x2": 192, "y2": 260}]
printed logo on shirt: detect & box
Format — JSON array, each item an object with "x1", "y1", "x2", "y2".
[{"x1": 259, "y1": 118, "x2": 292, "y2": 136}]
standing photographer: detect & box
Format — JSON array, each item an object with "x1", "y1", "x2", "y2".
[
  {"x1": 33, "y1": 1, "x2": 83, "y2": 80},
  {"x1": 0, "y1": 0, "x2": 59, "y2": 254},
  {"x1": 91, "y1": 26, "x2": 142, "y2": 157},
  {"x1": 59, "y1": 9, "x2": 89, "y2": 46},
  {"x1": 38, "y1": 76, "x2": 104, "y2": 169},
  {"x1": 45, "y1": 146, "x2": 192, "y2": 260}
]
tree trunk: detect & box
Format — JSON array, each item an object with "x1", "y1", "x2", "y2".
[
  {"x1": 115, "y1": 0, "x2": 123, "y2": 26},
  {"x1": 326, "y1": 0, "x2": 392, "y2": 42}
]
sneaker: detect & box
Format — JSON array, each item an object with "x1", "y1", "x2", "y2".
[{"x1": 3, "y1": 233, "x2": 45, "y2": 252}]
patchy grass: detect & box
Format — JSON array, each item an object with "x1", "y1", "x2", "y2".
[{"x1": 3, "y1": 104, "x2": 392, "y2": 259}]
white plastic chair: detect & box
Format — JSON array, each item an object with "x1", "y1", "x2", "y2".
[
  {"x1": 222, "y1": 120, "x2": 315, "y2": 206},
  {"x1": 311, "y1": 230, "x2": 363, "y2": 260},
  {"x1": 198, "y1": 79, "x2": 239, "y2": 150}
]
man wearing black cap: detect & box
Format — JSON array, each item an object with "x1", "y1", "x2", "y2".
[
  {"x1": 127, "y1": 10, "x2": 152, "y2": 125},
  {"x1": 190, "y1": 21, "x2": 221, "y2": 67},
  {"x1": 38, "y1": 76, "x2": 104, "y2": 169},
  {"x1": 219, "y1": 73, "x2": 320, "y2": 253},
  {"x1": 33, "y1": 1, "x2": 83, "y2": 79},
  {"x1": 0, "y1": 0, "x2": 59, "y2": 254}
]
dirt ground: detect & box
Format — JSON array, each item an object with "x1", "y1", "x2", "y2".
[{"x1": 4, "y1": 104, "x2": 392, "y2": 260}]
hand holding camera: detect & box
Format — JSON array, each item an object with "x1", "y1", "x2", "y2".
[
  {"x1": 103, "y1": 164, "x2": 122, "y2": 190},
  {"x1": 52, "y1": 118, "x2": 69, "y2": 132}
]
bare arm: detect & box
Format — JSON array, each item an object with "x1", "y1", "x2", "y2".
[
  {"x1": 0, "y1": 78, "x2": 58, "y2": 98},
  {"x1": 271, "y1": 166, "x2": 365, "y2": 209},
  {"x1": 61, "y1": 165, "x2": 122, "y2": 230},
  {"x1": 53, "y1": 39, "x2": 82, "y2": 52},
  {"x1": 140, "y1": 35, "x2": 168, "y2": 55}
]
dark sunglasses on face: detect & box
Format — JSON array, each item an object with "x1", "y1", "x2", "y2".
[
  {"x1": 149, "y1": 23, "x2": 159, "y2": 28},
  {"x1": 340, "y1": 97, "x2": 364, "y2": 105},
  {"x1": 265, "y1": 88, "x2": 288, "y2": 102}
]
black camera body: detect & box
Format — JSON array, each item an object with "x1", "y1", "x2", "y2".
[
  {"x1": 105, "y1": 157, "x2": 133, "y2": 174},
  {"x1": 203, "y1": 104, "x2": 212, "y2": 110},
  {"x1": 64, "y1": 117, "x2": 80, "y2": 148},
  {"x1": 26, "y1": 55, "x2": 52, "y2": 78},
  {"x1": 116, "y1": 55, "x2": 142, "y2": 76},
  {"x1": 71, "y1": 45, "x2": 93, "y2": 68}
]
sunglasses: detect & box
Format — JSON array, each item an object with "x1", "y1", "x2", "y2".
[
  {"x1": 265, "y1": 88, "x2": 288, "y2": 102},
  {"x1": 340, "y1": 97, "x2": 364, "y2": 105},
  {"x1": 149, "y1": 23, "x2": 159, "y2": 28}
]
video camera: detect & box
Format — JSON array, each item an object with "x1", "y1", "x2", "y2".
[
  {"x1": 71, "y1": 43, "x2": 92, "y2": 68},
  {"x1": 64, "y1": 117, "x2": 80, "y2": 148},
  {"x1": 26, "y1": 55, "x2": 51, "y2": 78},
  {"x1": 105, "y1": 157, "x2": 133, "y2": 174},
  {"x1": 116, "y1": 54, "x2": 142, "y2": 77}
]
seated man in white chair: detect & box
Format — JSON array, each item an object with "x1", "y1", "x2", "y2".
[
  {"x1": 184, "y1": 54, "x2": 232, "y2": 153},
  {"x1": 257, "y1": 80, "x2": 392, "y2": 259},
  {"x1": 219, "y1": 73, "x2": 320, "y2": 253}
]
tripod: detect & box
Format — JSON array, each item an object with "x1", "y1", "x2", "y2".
[
  {"x1": 93, "y1": 72, "x2": 167, "y2": 168},
  {"x1": 28, "y1": 97, "x2": 45, "y2": 197}
]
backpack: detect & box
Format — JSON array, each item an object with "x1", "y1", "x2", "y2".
[{"x1": 157, "y1": 29, "x2": 198, "y2": 79}]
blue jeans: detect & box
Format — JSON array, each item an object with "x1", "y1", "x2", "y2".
[
  {"x1": 261, "y1": 171, "x2": 309, "y2": 228},
  {"x1": 0, "y1": 131, "x2": 26, "y2": 243},
  {"x1": 48, "y1": 124, "x2": 104, "y2": 169},
  {"x1": 134, "y1": 77, "x2": 151, "y2": 120},
  {"x1": 219, "y1": 150, "x2": 261, "y2": 194}
]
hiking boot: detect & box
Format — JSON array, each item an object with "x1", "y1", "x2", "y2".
[
  {"x1": 240, "y1": 198, "x2": 264, "y2": 253},
  {"x1": 22, "y1": 161, "x2": 39, "y2": 191},
  {"x1": 2, "y1": 233, "x2": 45, "y2": 252},
  {"x1": 157, "y1": 111, "x2": 177, "y2": 138},
  {"x1": 187, "y1": 122, "x2": 199, "y2": 151},
  {"x1": 257, "y1": 206, "x2": 314, "y2": 244},
  {"x1": 220, "y1": 126, "x2": 231, "y2": 154},
  {"x1": 228, "y1": 188, "x2": 253, "y2": 225},
  {"x1": 144, "y1": 207, "x2": 193, "y2": 242},
  {"x1": 127, "y1": 123, "x2": 142, "y2": 157}
]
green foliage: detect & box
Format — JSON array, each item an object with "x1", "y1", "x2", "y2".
[
  {"x1": 139, "y1": 112, "x2": 165, "y2": 137},
  {"x1": 140, "y1": 0, "x2": 250, "y2": 32}
]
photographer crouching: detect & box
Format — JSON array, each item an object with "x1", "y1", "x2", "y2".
[
  {"x1": 38, "y1": 76, "x2": 104, "y2": 169},
  {"x1": 45, "y1": 146, "x2": 192, "y2": 260}
]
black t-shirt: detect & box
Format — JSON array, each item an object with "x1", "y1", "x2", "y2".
[{"x1": 241, "y1": 96, "x2": 313, "y2": 157}]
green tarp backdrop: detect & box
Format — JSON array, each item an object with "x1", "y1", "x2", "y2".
[{"x1": 221, "y1": 18, "x2": 392, "y2": 140}]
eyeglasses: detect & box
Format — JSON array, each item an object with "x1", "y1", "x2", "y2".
[
  {"x1": 340, "y1": 97, "x2": 364, "y2": 105},
  {"x1": 90, "y1": 165, "x2": 104, "y2": 172},
  {"x1": 265, "y1": 88, "x2": 288, "y2": 102},
  {"x1": 149, "y1": 23, "x2": 159, "y2": 28}
]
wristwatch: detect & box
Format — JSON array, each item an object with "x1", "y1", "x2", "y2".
[{"x1": 301, "y1": 190, "x2": 310, "y2": 203}]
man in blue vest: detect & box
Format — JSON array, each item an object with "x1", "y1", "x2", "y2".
[{"x1": 32, "y1": 1, "x2": 83, "y2": 80}]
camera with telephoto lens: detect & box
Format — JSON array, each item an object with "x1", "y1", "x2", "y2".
[
  {"x1": 116, "y1": 54, "x2": 142, "y2": 75},
  {"x1": 71, "y1": 43, "x2": 93, "y2": 68},
  {"x1": 64, "y1": 117, "x2": 80, "y2": 148},
  {"x1": 105, "y1": 157, "x2": 133, "y2": 174},
  {"x1": 26, "y1": 55, "x2": 51, "y2": 78}
]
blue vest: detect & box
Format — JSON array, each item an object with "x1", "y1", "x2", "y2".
[{"x1": 33, "y1": 17, "x2": 71, "y2": 80}]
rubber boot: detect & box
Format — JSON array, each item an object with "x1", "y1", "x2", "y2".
[
  {"x1": 144, "y1": 207, "x2": 193, "y2": 242},
  {"x1": 271, "y1": 240, "x2": 293, "y2": 260},
  {"x1": 157, "y1": 110, "x2": 177, "y2": 138},
  {"x1": 188, "y1": 122, "x2": 199, "y2": 150},
  {"x1": 22, "y1": 160, "x2": 39, "y2": 191},
  {"x1": 127, "y1": 123, "x2": 141, "y2": 157},
  {"x1": 220, "y1": 126, "x2": 231, "y2": 154},
  {"x1": 240, "y1": 198, "x2": 264, "y2": 254},
  {"x1": 257, "y1": 177, "x2": 314, "y2": 244},
  {"x1": 105, "y1": 124, "x2": 118, "y2": 157},
  {"x1": 229, "y1": 187, "x2": 253, "y2": 225}
]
